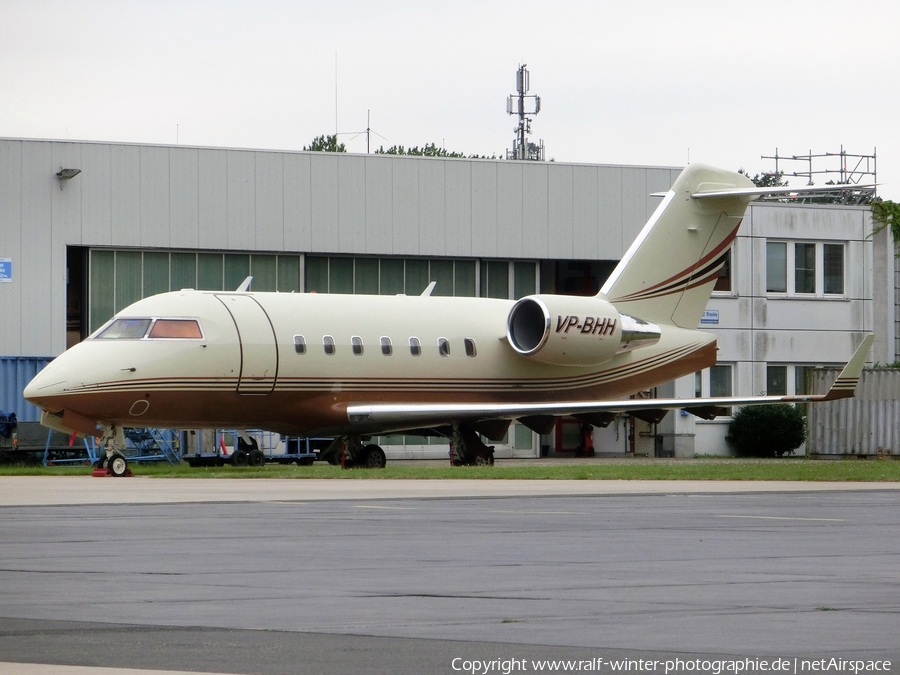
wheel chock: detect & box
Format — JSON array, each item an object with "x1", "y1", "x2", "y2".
[{"x1": 91, "y1": 468, "x2": 134, "y2": 477}]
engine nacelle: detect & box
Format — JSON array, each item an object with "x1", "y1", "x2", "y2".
[{"x1": 506, "y1": 295, "x2": 661, "y2": 366}]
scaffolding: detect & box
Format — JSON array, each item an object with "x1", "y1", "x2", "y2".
[{"x1": 761, "y1": 147, "x2": 877, "y2": 204}]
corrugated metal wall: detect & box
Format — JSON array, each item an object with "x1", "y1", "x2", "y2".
[
  {"x1": 0, "y1": 357, "x2": 53, "y2": 422},
  {"x1": 807, "y1": 369, "x2": 900, "y2": 456},
  {"x1": 0, "y1": 138, "x2": 681, "y2": 359}
]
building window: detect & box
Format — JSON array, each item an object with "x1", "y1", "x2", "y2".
[
  {"x1": 766, "y1": 242, "x2": 787, "y2": 293},
  {"x1": 409, "y1": 337, "x2": 421, "y2": 356},
  {"x1": 713, "y1": 249, "x2": 732, "y2": 293},
  {"x1": 794, "y1": 243, "x2": 816, "y2": 294},
  {"x1": 766, "y1": 364, "x2": 787, "y2": 395},
  {"x1": 380, "y1": 337, "x2": 392, "y2": 356},
  {"x1": 438, "y1": 338, "x2": 450, "y2": 356},
  {"x1": 323, "y1": 336, "x2": 335, "y2": 355},
  {"x1": 695, "y1": 364, "x2": 733, "y2": 417},
  {"x1": 305, "y1": 256, "x2": 478, "y2": 297},
  {"x1": 351, "y1": 336, "x2": 364, "y2": 355},
  {"x1": 823, "y1": 244, "x2": 844, "y2": 295},
  {"x1": 464, "y1": 338, "x2": 477, "y2": 357},
  {"x1": 794, "y1": 365, "x2": 813, "y2": 395},
  {"x1": 293, "y1": 335, "x2": 306, "y2": 354},
  {"x1": 766, "y1": 241, "x2": 845, "y2": 297},
  {"x1": 709, "y1": 364, "x2": 732, "y2": 398}
]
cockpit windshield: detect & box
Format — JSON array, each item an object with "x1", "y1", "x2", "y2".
[
  {"x1": 96, "y1": 318, "x2": 152, "y2": 339},
  {"x1": 95, "y1": 318, "x2": 203, "y2": 340},
  {"x1": 148, "y1": 319, "x2": 203, "y2": 339}
]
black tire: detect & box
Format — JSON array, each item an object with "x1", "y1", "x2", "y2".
[
  {"x1": 231, "y1": 450, "x2": 249, "y2": 467},
  {"x1": 108, "y1": 452, "x2": 128, "y2": 477},
  {"x1": 362, "y1": 444, "x2": 387, "y2": 469},
  {"x1": 248, "y1": 449, "x2": 266, "y2": 467}
]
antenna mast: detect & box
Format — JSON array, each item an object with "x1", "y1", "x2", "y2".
[{"x1": 506, "y1": 64, "x2": 544, "y2": 161}]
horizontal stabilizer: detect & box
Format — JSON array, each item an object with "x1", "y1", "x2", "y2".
[{"x1": 691, "y1": 184, "x2": 876, "y2": 200}]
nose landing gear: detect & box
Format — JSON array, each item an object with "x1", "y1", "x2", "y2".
[{"x1": 94, "y1": 424, "x2": 132, "y2": 477}]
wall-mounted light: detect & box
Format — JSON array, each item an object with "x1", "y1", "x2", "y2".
[{"x1": 56, "y1": 168, "x2": 81, "y2": 190}]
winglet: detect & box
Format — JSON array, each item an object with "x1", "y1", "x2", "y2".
[{"x1": 823, "y1": 334, "x2": 874, "y2": 400}]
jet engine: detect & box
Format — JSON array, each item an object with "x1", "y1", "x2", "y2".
[{"x1": 506, "y1": 295, "x2": 661, "y2": 366}]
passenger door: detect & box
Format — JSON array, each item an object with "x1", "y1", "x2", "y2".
[{"x1": 215, "y1": 294, "x2": 279, "y2": 394}]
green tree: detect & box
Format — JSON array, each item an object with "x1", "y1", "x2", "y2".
[
  {"x1": 738, "y1": 168, "x2": 787, "y2": 188},
  {"x1": 727, "y1": 404, "x2": 806, "y2": 458},
  {"x1": 375, "y1": 143, "x2": 495, "y2": 159},
  {"x1": 304, "y1": 134, "x2": 346, "y2": 152},
  {"x1": 871, "y1": 198, "x2": 900, "y2": 256}
]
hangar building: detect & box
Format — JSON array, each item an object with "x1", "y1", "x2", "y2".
[{"x1": 0, "y1": 138, "x2": 893, "y2": 457}]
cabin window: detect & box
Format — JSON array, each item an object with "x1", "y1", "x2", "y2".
[
  {"x1": 352, "y1": 336, "x2": 364, "y2": 355},
  {"x1": 293, "y1": 335, "x2": 306, "y2": 354},
  {"x1": 438, "y1": 338, "x2": 450, "y2": 357},
  {"x1": 148, "y1": 319, "x2": 203, "y2": 339},
  {"x1": 380, "y1": 337, "x2": 392, "y2": 356},
  {"x1": 323, "y1": 336, "x2": 335, "y2": 355},
  {"x1": 409, "y1": 337, "x2": 421, "y2": 356},
  {"x1": 96, "y1": 318, "x2": 152, "y2": 340},
  {"x1": 464, "y1": 338, "x2": 477, "y2": 357}
]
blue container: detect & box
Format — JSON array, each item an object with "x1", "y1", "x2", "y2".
[{"x1": 0, "y1": 357, "x2": 54, "y2": 423}]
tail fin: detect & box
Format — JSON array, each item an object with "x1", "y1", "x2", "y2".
[{"x1": 599, "y1": 163, "x2": 755, "y2": 328}]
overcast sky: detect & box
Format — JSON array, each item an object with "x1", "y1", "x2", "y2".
[{"x1": 2, "y1": 0, "x2": 897, "y2": 199}]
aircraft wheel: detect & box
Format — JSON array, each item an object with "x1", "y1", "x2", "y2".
[
  {"x1": 231, "y1": 450, "x2": 249, "y2": 467},
  {"x1": 248, "y1": 449, "x2": 266, "y2": 467},
  {"x1": 108, "y1": 452, "x2": 129, "y2": 477},
  {"x1": 362, "y1": 444, "x2": 387, "y2": 469},
  {"x1": 474, "y1": 453, "x2": 494, "y2": 466}
]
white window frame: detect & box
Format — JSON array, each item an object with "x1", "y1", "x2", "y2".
[{"x1": 765, "y1": 240, "x2": 846, "y2": 298}]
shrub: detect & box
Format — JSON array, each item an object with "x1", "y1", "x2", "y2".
[{"x1": 727, "y1": 404, "x2": 806, "y2": 457}]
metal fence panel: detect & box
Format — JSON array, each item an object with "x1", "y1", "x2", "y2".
[{"x1": 808, "y1": 369, "x2": 900, "y2": 456}]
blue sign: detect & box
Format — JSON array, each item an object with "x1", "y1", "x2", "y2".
[
  {"x1": 0, "y1": 259, "x2": 11, "y2": 283},
  {"x1": 700, "y1": 309, "x2": 719, "y2": 325}
]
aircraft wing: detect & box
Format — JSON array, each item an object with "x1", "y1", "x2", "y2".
[{"x1": 347, "y1": 335, "x2": 874, "y2": 431}]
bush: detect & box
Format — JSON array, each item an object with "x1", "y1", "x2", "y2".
[{"x1": 727, "y1": 404, "x2": 806, "y2": 457}]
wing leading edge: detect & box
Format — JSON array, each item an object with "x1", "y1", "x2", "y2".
[{"x1": 346, "y1": 335, "x2": 874, "y2": 431}]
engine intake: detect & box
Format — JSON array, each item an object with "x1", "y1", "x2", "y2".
[{"x1": 507, "y1": 295, "x2": 660, "y2": 366}]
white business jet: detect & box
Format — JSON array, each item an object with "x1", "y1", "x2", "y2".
[{"x1": 24, "y1": 164, "x2": 875, "y2": 476}]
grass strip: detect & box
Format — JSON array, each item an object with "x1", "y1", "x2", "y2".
[{"x1": 1, "y1": 458, "x2": 899, "y2": 481}]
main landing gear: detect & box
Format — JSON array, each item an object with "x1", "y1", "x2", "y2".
[
  {"x1": 95, "y1": 424, "x2": 131, "y2": 477},
  {"x1": 231, "y1": 434, "x2": 266, "y2": 468},
  {"x1": 322, "y1": 436, "x2": 387, "y2": 469},
  {"x1": 449, "y1": 424, "x2": 495, "y2": 466}
]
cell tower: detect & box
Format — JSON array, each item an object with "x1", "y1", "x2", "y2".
[{"x1": 506, "y1": 64, "x2": 544, "y2": 161}]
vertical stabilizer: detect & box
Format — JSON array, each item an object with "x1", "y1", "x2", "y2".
[{"x1": 599, "y1": 164, "x2": 755, "y2": 328}]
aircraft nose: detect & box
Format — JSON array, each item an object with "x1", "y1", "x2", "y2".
[{"x1": 23, "y1": 362, "x2": 69, "y2": 403}]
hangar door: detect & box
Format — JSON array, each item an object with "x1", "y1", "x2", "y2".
[{"x1": 215, "y1": 294, "x2": 279, "y2": 394}]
